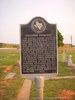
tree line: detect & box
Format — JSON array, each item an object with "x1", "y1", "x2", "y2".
[{"x1": 0, "y1": 31, "x2": 64, "y2": 48}]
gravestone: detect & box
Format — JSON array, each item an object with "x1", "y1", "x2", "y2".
[
  {"x1": 20, "y1": 17, "x2": 58, "y2": 79},
  {"x1": 68, "y1": 55, "x2": 72, "y2": 66},
  {"x1": 62, "y1": 52, "x2": 66, "y2": 63},
  {"x1": 4, "y1": 72, "x2": 16, "y2": 80}
]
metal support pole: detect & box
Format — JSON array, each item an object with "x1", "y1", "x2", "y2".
[
  {"x1": 35, "y1": 76, "x2": 44, "y2": 100},
  {"x1": 71, "y1": 35, "x2": 72, "y2": 47}
]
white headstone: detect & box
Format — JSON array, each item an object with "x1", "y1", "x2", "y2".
[
  {"x1": 68, "y1": 55, "x2": 72, "y2": 66},
  {"x1": 62, "y1": 52, "x2": 66, "y2": 63}
]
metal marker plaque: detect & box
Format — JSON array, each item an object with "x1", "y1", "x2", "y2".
[{"x1": 20, "y1": 17, "x2": 57, "y2": 74}]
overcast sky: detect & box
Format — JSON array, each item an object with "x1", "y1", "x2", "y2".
[{"x1": 0, "y1": 0, "x2": 75, "y2": 45}]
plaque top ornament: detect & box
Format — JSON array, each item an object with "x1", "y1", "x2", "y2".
[{"x1": 31, "y1": 18, "x2": 46, "y2": 33}]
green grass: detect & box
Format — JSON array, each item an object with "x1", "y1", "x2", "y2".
[
  {"x1": 0, "y1": 66, "x2": 24, "y2": 100},
  {"x1": 0, "y1": 52, "x2": 10, "y2": 59},
  {"x1": 58, "y1": 51, "x2": 75, "y2": 76},
  {"x1": 0, "y1": 67, "x2": 7, "y2": 79},
  {"x1": 30, "y1": 79, "x2": 75, "y2": 99},
  {"x1": 0, "y1": 58, "x2": 19, "y2": 66},
  {"x1": 30, "y1": 50, "x2": 75, "y2": 99},
  {"x1": 0, "y1": 50, "x2": 75, "y2": 75},
  {"x1": 0, "y1": 50, "x2": 75, "y2": 100},
  {"x1": 0, "y1": 51, "x2": 19, "y2": 65},
  {"x1": 2, "y1": 67, "x2": 24, "y2": 100},
  {"x1": 44, "y1": 79, "x2": 75, "y2": 96},
  {"x1": 0, "y1": 51, "x2": 24, "y2": 100}
]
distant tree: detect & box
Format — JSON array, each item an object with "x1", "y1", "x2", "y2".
[
  {"x1": 13, "y1": 44, "x2": 18, "y2": 48},
  {"x1": 58, "y1": 30, "x2": 64, "y2": 47},
  {"x1": 0, "y1": 43, "x2": 2, "y2": 48}
]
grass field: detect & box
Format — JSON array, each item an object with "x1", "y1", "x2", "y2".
[
  {"x1": 0, "y1": 51, "x2": 24, "y2": 100},
  {"x1": 58, "y1": 51, "x2": 75, "y2": 76},
  {"x1": 0, "y1": 51, "x2": 19, "y2": 65},
  {"x1": 30, "y1": 50, "x2": 75, "y2": 99},
  {"x1": 30, "y1": 78, "x2": 75, "y2": 100},
  {"x1": 0, "y1": 50, "x2": 75, "y2": 100}
]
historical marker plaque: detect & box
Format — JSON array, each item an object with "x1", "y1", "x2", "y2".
[{"x1": 20, "y1": 17, "x2": 57, "y2": 74}]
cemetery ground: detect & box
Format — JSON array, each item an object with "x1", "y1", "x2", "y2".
[{"x1": 0, "y1": 50, "x2": 75, "y2": 100}]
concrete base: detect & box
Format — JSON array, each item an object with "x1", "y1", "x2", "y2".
[
  {"x1": 21, "y1": 73, "x2": 57, "y2": 80},
  {"x1": 17, "y1": 79, "x2": 32, "y2": 100},
  {"x1": 4, "y1": 72, "x2": 16, "y2": 80}
]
